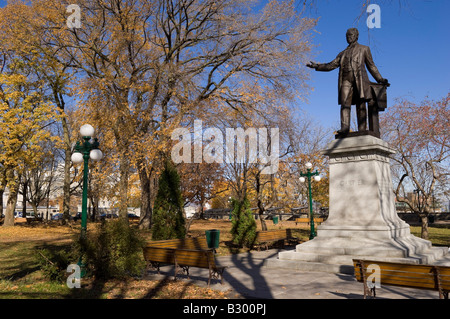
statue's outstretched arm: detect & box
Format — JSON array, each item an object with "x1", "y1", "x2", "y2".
[{"x1": 306, "y1": 52, "x2": 342, "y2": 72}]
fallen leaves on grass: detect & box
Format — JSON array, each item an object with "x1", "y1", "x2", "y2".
[
  {"x1": 78, "y1": 277, "x2": 231, "y2": 299},
  {"x1": 0, "y1": 222, "x2": 77, "y2": 243}
]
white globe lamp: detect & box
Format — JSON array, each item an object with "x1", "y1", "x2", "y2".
[
  {"x1": 90, "y1": 149, "x2": 103, "y2": 161},
  {"x1": 80, "y1": 124, "x2": 95, "y2": 137},
  {"x1": 71, "y1": 152, "x2": 84, "y2": 164}
]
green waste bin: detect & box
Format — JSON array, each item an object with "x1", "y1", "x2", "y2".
[
  {"x1": 273, "y1": 216, "x2": 279, "y2": 225},
  {"x1": 205, "y1": 229, "x2": 220, "y2": 250}
]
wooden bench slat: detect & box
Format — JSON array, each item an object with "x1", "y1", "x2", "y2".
[
  {"x1": 353, "y1": 259, "x2": 450, "y2": 299},
  {"x1": 254, "y1": 229, "x2": 299, "y2": 251},
  {"x1": 295, "y1": 218, "x2": 324, "y2": 225},
  {"x1": 437, "y1": 267, "x2": 450, "y2": 290},
  {"x1": 175, "y1": 250, "x2": 209, "y2": 261},
  {"x1": 355, "y1": 260, "x2": 436, "y2": 273},
  {"x1": 143, "y1": 247, "x2": 175, "y2": 264},
  {"x1": 143, "y1": 240, "x2": 224, "y2": 287},
  {"x1": 146, "y1": 238, "x2": 209, "y2": 250}
]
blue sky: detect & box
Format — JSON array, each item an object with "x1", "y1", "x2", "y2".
[
  {"x1": 298, "y1": 0, "x2": 450, "y2": 130},
  {"x1": 0, "y1": 0, "x2": 448, "y2": 132}
]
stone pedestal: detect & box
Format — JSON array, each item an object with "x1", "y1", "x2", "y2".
[{"x1": 266, "y1": 135, "x2": 449, "y2": 273}]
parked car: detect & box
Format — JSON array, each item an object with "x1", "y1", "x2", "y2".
[
  {"x1": 99, "y1": 213, "x2": 118, "y2": 220},
  {"x1": 71, "y1": 212, "x2": 82, "y2": 221},
  {"x1": 127, "y1": 213, "x2": 140, "y2": 220},
  {"x1": 14, "y1": 211, "x2": 23, "y2": 218},
  {"x1": 51, "y1": 213, "x2": 64, "y2": 220}
]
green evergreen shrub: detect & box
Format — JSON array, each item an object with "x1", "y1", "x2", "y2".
[
  {"x1": 77, "y1": 219, "x2": 146, "y2": 279},
  {"x1": 151, "y1": 159, "x2": 186, "y2": 240},
  {"x1": 35, "y1": 247, "x2": 75, "y2": 283},
  {"x1": 230, "y1": 197, "x2": 257, "y2": 248},
  {"x1": 35, "y1": 219, "x2": 145, "y2": 282}
]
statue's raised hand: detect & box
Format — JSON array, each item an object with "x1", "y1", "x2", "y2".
[{"x1": 306, "y1": 61, "x2": 319, "y2": 69}]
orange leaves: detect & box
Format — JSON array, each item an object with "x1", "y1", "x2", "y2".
[{"x1": 0, "y1": 66, "x2": 59, "y2": 188}]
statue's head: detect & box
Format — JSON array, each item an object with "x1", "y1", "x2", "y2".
[{"x1": 346, "y1": 28, "x2": 359, "y2": 44}]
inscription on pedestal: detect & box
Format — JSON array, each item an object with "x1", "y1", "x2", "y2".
[
  {"x1": 337, "y1": 179, "x2": 366, "y2": 191},
  {"x1": 329, "y1": 151, "x2": 390, "y2": 163}
]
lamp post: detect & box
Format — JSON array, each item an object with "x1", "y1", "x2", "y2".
[
  {"x1": 71, "y1": 124, "x2": 103, "y2": 239},
  {"x1": 299, "y1": 162, "x2": 321, "y2": 240}
]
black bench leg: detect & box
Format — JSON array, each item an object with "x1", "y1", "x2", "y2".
[
  {"x1": 146, "y1": 261, "x2": 161, "y2": 274},
  {"x1": 209, "y1": 268, "x2": 225, "y2": 287},
  {"x1": 174, "y1": 264, "x2": 190, "y2": 280}
]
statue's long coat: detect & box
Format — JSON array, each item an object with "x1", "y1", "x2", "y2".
[{"x1": 316, "y1": 42, "x2": 384, "y2": 105}]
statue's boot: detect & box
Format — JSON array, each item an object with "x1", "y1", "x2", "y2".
[
  {"x1": 337, "y1": 106, "x2": 350, "y2": 134},
  {"x1": 357, "y1": 102, "x2": 367, "y2": 131}
]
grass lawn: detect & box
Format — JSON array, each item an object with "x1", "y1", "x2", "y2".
[
  {"x1": 0, "y1": 221, "x2": 234, "y2": 299},
  {"x1": 410, "y1": 226, "x2": 450, "y2": 247},
  {"x1": 0, "y1": 218, "x2": 448, "y2": 299}
]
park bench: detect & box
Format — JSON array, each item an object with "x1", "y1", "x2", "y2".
[
  {"x1": 143, "y1": 238, "x2": 225, "y2": 286},
  {"x1": 353, "y1": 259, "x2": 450, "y2": 299},
  {"x1": 295, "y1": 217, "x2": 324, "y2": 225},
  {"x1": 26, "y1": 216, "x2": 43, "y2": 224},
  {"x1": 146, "y1": 237, "x2": 210, "y2": 250},
  {"x1": 253, "y1": 229, "x2": 298, "y2": 251}
]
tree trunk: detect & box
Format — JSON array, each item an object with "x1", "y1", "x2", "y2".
[
  {"x1": 0, "y1": 188, "x2": 4, "y2": 221},
  {"x1": 254, "y1": 171, "x2": 268, "y2": 231},
  {"x1": 4, "y1": 193, "x2": 18, "y2": 227},
  {"x1": 3, "y1": 170, "x2": 20, "y2": 227},
  {"x1": 62, "y1": 116, "x2": 72, "y2": 225},
  {"x1": 420, "y1": 213, "x2": 429, "y2": 240},
  {"x1": 22, "y1": 180, "x2": 27, "y2": 218},
  {"x1": 199, "y1": 200, "x2": 205, "y2": 219},
  {"x1": 0, "y1": 189, "x2": 3, "y2": 220},
  {"x1": 118, "y1": 151, "x2": 130, "y2": 223},
  {"x1": 31, "y1": 203, "x2": 38, "y2": 218},
  {"x1": 138, "y1": 164, "x2": 153, "y2": 229},
  {"x1": 257, "y1": 204, "x2": 268, "y2": 231},
  {"x1": 90, "y1": 195, "x2": 99, "y2": 222},
  {"x1": 0, "y1": 169, "x2": 5, "y2": 222}
]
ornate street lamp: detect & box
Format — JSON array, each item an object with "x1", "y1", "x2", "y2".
[
  {"x1": 71, "y1": 124, "x2": 103, "y2": 239},
  {"x1": 299, "y1": 162, "x2": 321, "y2": 240}
]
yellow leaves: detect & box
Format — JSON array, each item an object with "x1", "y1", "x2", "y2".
[{"x1": 0, "y1": 70, "x2": 58, "y2": 184}]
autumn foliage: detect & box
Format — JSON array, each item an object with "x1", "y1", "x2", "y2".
[{"x1": 0, "y1": 0, "x2": 323, "y2": 231}]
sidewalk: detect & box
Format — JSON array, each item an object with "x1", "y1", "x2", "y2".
[{"x1": 145, "y1": 248, "x2": 444, "y2": 299}]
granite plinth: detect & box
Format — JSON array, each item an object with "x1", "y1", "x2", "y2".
[{"x1": 267, "y1": 136, "x2": 449, "y2": 273}]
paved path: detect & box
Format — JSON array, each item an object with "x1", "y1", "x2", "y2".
[{"x1": 145, "y1": 247, "x2": 448, "y2": 299}]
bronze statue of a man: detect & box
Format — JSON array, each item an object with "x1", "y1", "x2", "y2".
[{"x1": 307, "y1": 28, "x2": 389, "y2": 137}]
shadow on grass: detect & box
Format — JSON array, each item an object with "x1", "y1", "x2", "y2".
[
  {"x1": 0, "y1": 225, "x2": 314, "y2": 299},
  {"x1": 0, "y1": 241, "x2": 73, "y2": 281}
]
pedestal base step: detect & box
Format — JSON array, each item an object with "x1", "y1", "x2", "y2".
[
  {"x1": 264, "y1": 259, "x2": 355, "y2": 274},
  {"x1": 264, "y1": 247, "x2": 450, "y2": 275}
]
